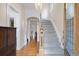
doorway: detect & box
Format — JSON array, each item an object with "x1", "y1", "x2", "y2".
[{"x1": 27, "y1": 17, "x2": 39, "y2": 44}]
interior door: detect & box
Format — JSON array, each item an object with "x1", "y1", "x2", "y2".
[
  {"x1": 75, "y1": 3, "x2": 79, "y2": 55},
  {"x1": 64, "y1": 3, "x2": 66, "y2": 50}
]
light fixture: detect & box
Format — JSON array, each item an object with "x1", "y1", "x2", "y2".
[{"x1": 35, "y1": 3, "x2": 42, "y2": 11}]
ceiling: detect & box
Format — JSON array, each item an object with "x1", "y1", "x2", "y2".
[{"x1": 22, "y1": 3, "x2": 54, "y2": 20}]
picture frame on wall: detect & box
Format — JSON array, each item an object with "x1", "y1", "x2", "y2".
[{"x1": 10, "y1": 17, "x2": 14, "y2": 27}]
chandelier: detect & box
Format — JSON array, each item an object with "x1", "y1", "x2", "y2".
[{"x1": 35, "y1": 3, "x2": 43, "y2": 11}]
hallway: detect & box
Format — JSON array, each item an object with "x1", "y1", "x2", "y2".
[
  {"x1": 0, "y1": 3, "x2": 64, "y2": 56},
  {"x1": 1, "y1": 3, "x2": 79, "y2": 56},
  {"x1": 40, "y1": 20, "x2": 64, "y2": 56}
]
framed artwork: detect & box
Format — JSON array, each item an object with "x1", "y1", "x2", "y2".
[{"x1": 10, "y1": 17, "x2": 14, "y2": 27}]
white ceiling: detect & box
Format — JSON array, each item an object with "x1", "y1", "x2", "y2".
[{"x1": 22, "y1": 3, "x2": 54, "y2": 20}]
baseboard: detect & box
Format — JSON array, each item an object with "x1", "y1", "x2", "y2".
[
  {"x1": 16, "y1": 43, "x2": 22, "y2": 50},
  {"x1": 16, "y1": 46, "x2": 21, "y2": 50},
  {"x1": 16, "y1": 43, "x2": 26, "y2": 50},
  {"x1": 50, "y1": 19, "x2": 64, "y2": 49},
  {"x1": 16, "y1": 39, "x2": 27, "y2": 50}
]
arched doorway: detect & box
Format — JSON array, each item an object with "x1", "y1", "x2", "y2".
[{"x1": 26, "y1": 17, "x2": 39, "y2": 44}]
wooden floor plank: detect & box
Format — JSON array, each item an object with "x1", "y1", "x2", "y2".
[{"x1": 16, "y1": 40, "x2": 39, "y2": 56}]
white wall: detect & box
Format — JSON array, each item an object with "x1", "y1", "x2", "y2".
[
  {"x1": 0, "y1": 3, "x2": 7, "y2": 26},
  {"x1": 19, "y1": 5, "x2": 27, "y2": 49},
  {"x1": 50, "y1": 3, "x2": 64, "y2": 48},
  {"x1": 24, "y1": 4, "x2": 40, "y2": 18}
]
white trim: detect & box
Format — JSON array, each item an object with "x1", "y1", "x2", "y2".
[
  {"x1": 50, "y1": 19, "x2": 64, "y2": 49},
  {"x1": 16, "y1": 43, "x2": 22, "y2": 50},
  {"x1": 24, "y1": 34, "x2": 27, "y2": 46},
  {"x1": 16, "y1": 46, "x2": 21, "y2": 50}
]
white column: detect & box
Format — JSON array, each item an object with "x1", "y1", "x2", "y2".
[{"x1": 37, "y1": 21, "x2": 40, "y2": 42}]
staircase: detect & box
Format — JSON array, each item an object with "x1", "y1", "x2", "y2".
[{"x1": 40, "y1": 20, "x2": 64, "y2": 56}]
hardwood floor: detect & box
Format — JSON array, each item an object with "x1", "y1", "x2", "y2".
[{"x1": 16, "y1": 39, "x2": 39, "y2": 56}]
